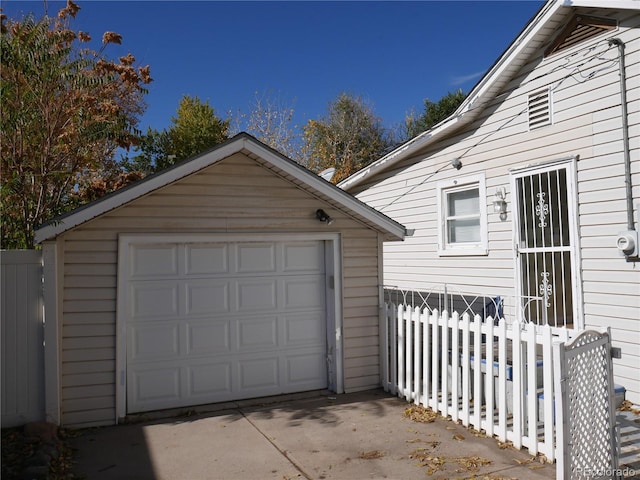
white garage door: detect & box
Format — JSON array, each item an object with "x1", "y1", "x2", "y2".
[{"x1": 124, "y1": 240, "x2": 328, "y2": 413}]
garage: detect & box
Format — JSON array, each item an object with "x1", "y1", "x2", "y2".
[
  {"x1": 36, "y1": 133, "x2": 406, "y2": 426},
  {"x1": 121, "y1": 237, "x2": 330, "y2": 413}
]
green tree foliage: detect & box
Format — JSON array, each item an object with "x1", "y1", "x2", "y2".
[
  {"x1": 303, "y1": 93, "x2": 393, "y2": 184},
  {"x1": 124, "y1": 95, "x2": 229, "y2": 174},
  {"x1": 404, "y1": 89, "x2": 467, "y2": 140},
  {"x1": 0, "y1": 0, "x2": 152, "y2": 249}
]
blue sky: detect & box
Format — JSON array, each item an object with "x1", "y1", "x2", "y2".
[{"x1": 3, "y1": 0, "x2": 545, "y2": 133}]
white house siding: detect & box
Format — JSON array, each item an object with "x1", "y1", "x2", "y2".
[
  {"x1": 351, "y1": 9, "x2": 640, "y2": 404},
  {"x1": 58, "y1": 153, "x2": 382, "y2": 427}
]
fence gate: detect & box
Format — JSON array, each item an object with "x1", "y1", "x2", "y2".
[{"x1": 554, "y1": 328, "x2": 619, "y2": 480}]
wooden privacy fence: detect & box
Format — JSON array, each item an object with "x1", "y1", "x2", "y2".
[
  {"x1": 1, "y1": 250, "x2": 45, "y2": 427},
  {"x1": 382, "y1": 303, "x2": 579, "y2": 463}
]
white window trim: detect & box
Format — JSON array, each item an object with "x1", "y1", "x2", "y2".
[{"x1": 437, "y1": 173, "x2": 488, "y2": 256}]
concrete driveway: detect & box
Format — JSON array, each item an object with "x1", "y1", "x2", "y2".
[{"x1": 69, "y1": 389, "x2": 556, "y2": 479}]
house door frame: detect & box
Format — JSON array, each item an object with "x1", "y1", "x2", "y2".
[{"x1": 510, "y1": 156, "x2": 584, "y2": 330}]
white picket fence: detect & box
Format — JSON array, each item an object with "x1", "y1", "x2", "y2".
[{"x1": 382, "y1": 303, "x2": 579, "y2": 462}]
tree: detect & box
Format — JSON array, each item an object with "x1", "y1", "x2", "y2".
[
  {"x1": 167, "y1": 95, "x2": 229, "y2": 162},
  {"x1": 235, "y1": 90, "x2": 303, "y2": 163},
  {"x1": 123, "y1": 95, "x2": 229, "y2": 174},
  {"x1": 303, "y1": 93, "x2": 393, "y2": 183},
  {"x1": 404, "y1": 89, "x2": 467, "y2": 140},
  {"x1": 1, "y1": 1, "x2": 152, "y2": 248}
]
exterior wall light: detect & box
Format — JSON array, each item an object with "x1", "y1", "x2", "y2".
[
  {"x1": 316, "y1": 209, "x2": 334, "y2": 225},
  {"x1": 451, "y1": 158, "x2": 463, "y2": 170},
  {"x1": 493, "y1": 187, "x2": 508, "y2": 221}
]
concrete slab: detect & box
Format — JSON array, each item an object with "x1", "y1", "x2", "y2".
[{"x1": 69, "y1": 389, "x2": 556, "y2": 479}]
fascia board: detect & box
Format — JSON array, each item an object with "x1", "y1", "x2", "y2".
[
  {"x1": 35, "y1": 135, "x2": 406, "y2": 243},
  {"x1": 561, "y1": 0, "x2": 640, "y2": 9},
  {"x1": 34, "y1": 138, "x2": 247, "y2": 244},
  {"x1": 245, "y1": 141, "x2": 407, "y2": 240},
  {"x1": 339, "y1": 0, "x2": 564, "y2": 192},
  {"x1": 338, "y1": 113, "x2": 463, "y2": 191}
]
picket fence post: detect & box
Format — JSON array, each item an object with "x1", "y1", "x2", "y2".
[{"x1": 382, "y1": 301, "x2": 568, "y2": 465}]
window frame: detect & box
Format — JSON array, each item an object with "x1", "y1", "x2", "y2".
[{"x1": 437, "y1": 173, "x2": 488, "y2": 256}]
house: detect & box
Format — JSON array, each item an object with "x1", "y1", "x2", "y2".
[
  {"x1": 339, "y1": 0, "x2": 640, "y2": 405},
  {"x1": 35, "y1": 133, "x2": 407, "y2": 427}
]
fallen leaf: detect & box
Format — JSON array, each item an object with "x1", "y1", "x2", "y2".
[
  {"x1": 404, "y1": 405, "x2": 438, "y2": 423},
  {"x1": 359, "y1": 450, "x2": 384, "y2": 460}
]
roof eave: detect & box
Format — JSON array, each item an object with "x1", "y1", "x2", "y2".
[
  {"x1": 244, "y1": 141, "x2": 407, "y2": 241},
  {"x1": 35, "y1": 134, "x2": 407, "y2": 244},
  {"x1": 34, "y1": 137, "x2": 249, "y2": 244},
  {"x1": 338, "y1": 115, "x2": 463, "y2": 191},
  {"x1": 339, "y1": 0, "x2": 570, "y2": 192}
]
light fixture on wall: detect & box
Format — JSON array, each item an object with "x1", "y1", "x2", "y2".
[
  {"x1": 493, "y1": 187, "x2": 507, "y2": 221},
  {"x1": 450, "y1": 158, "x2": 463, "y2": 170},
  {"x1": 316, "y1": 209, "x2": 334, "y2": 225}
]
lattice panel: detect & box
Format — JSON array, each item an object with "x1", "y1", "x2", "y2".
[{"x1": 563, "y1": 330, "x2": 617, "y2": 479}]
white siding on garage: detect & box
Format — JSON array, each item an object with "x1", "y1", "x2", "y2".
[
  {"x1": 352, "y1": 9, "x2": 640, "y2": 403},
  {"x1": 58, "y1": 153, "x2": 382, "y2": 427}
]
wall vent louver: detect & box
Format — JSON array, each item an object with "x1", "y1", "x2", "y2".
[
  {"x1": 528, "y1": 88, "x2": 552, "y2": 130},
  {"x1": 546, "y1": 15, "x2": 616, "y2": 57}
]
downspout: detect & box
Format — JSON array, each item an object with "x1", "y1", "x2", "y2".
[{"x1": 608, "y1": 38, "x2": 634, "y2": 231}]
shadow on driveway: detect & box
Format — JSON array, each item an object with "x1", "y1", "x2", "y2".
[{"x1": 69, "y1": 389, "x2": 558, "y2": 480}]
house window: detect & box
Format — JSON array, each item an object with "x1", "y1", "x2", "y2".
[{"x1": 437, "y1": 174, "x2": 488, "y2": 256}]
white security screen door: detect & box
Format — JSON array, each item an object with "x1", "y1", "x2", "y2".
[{"x1": 512, "y1": 159, "x2": 582, "y2": 329}]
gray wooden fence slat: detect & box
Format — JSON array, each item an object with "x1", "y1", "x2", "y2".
[{"x1": 1, "y1": 250, "x2": 45, "y2": 428}]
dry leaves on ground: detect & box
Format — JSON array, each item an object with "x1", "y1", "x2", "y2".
[
  {"x1": 358, "y1": 450, "x2": 384, "y2": 460},
  {"x1": 409, "y1": 448, "x2": 493, "y2": 476},
  {"x1": 619, "y1": 400, "x2": 640, "y2": 416},
  {"x1": 403, "y1": 405, "x2": 439, "y2": 423},
  {"x1": 451, "y1": 455, "x2": 492, "y2": 472}
]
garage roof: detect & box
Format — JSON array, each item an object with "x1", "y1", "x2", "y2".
[{"x1": 35, "y1": 133, "x2": 408, "y2": 244}]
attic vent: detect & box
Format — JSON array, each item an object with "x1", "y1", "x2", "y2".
[
  {"x1": 528, "y1": 88, "x2": 552, "y2": 130},
  {"x1": 546, "y1": 15, "x2": 616, "y2": 56}
]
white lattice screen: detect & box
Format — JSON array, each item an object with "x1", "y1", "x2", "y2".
[{"x1": 557, "y1": 329, "x2": 619, "y2": 479}]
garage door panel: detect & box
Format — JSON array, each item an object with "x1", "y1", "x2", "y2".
[
  {"x1": 129, "y1": 323, "x2": 179, "y2": 361},
  {"x1": 130, "y1": 366, "x2": 181, "y2": 405},
  {"x1": 237, "y1": 316, "x2": 278, "y2": 350},
  {"x1": 184, "y1": 280, "x2": 230, "y2": 315},
  {"x1": 125, "y1": 238, "x2": 328, "y2": 414},
  {"x1": 130, "y1": 245, "x2": 178, "y2": 277},
  {"x1": 185, "y1": 244, "x2": 228, "y2": 275},
  {"x1": 188, "y1": 362, "x2": 232, "y2": 396},
  {"x1": 131, "y1": 283, "x2": 178, "y2": 319},
  {"x1": 282, "y1": 242, "x2": 325, "y2": 272},
  {"x1": 236, "y1": 279, "x2": 277, "y2": 311},
  {"x1": 239, "y1": 357, "x2": 279, "y2": 390},
  {"x1": 186, "y1": 320, "x2": 230, "y2": 355},
  {"x1": 284, "y1": 314, "x2": 326, "y2": 345},
  {"x1": 283, "y1": 276, "x2": 326, "y2": 310},
  {"x1": 285, "y1": 351, "x2": 327, "y2": 385},
  {"x1": 236, "y1": 243, "x2": 276, "y2": 273}
]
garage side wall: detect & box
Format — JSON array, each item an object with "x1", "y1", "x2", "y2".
[{"x1": 57, "y1": 153, "x2": 382, "y2": 427}]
